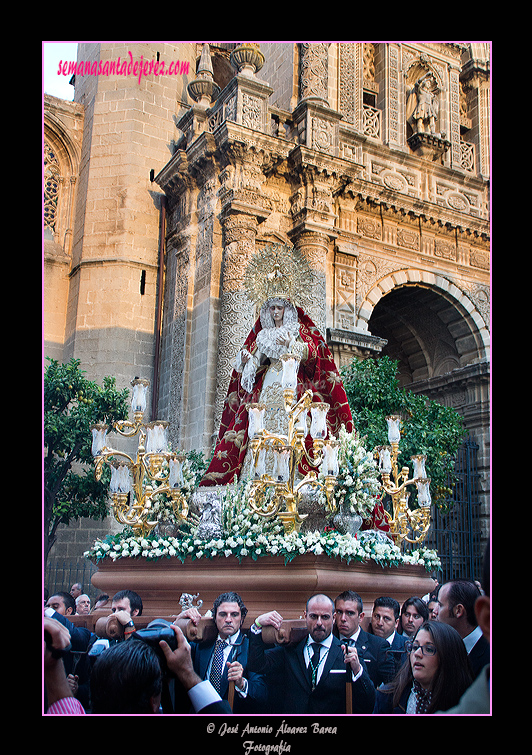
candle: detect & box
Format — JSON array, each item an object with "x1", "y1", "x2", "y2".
[
  {"x1": 248, "y1": 404, "x2": 265, "y2": 438},
  {"x1": 281, "y1": 354, "x2": 300, "y2": 392},
  {"x1": 310, "y1": 403, "x2": 329, "y2": 439},
  {"x1": 386, "y1": 415, "x2": 401, "y2": 444}
]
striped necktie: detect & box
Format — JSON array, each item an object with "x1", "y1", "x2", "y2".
[{"x1": 308, "y1": 642, "x2": 322, "y2": 689}]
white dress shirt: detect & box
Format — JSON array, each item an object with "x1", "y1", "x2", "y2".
[
  {"x1": 305, "y1": 633, "x2": 363, "y2": 683},
  {"x1": 463, "y1": 625, "x2": 483, "y2": 654}
]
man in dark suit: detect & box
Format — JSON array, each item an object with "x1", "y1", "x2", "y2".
[
  {"x1": 437, "y1": 579, "x2": 490, "y2": 679},
  {"x1": 334, "y1": 590, "x2": 395, "y2": 687},
  {"x1": 248, "y1": 593, "x2": 375, "y2": 714},
  {"x1": 189, "y1": 591, "x2": 267, "y2": 712},
  {"x1": 370, "y1": 596, "x2": 408, "y2": 678}
]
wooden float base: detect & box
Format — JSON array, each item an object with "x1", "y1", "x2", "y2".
[{"x1": 91, "y1": 554, "x2": 434, "y2": 620}]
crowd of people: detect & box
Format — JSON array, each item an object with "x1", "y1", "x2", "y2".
[{"x1": 43, "y1": 547, "x2": 490, "y2": 716}]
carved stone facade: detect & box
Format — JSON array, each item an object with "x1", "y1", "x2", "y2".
[
  {"x1": 155, "y1": 43, "x2": 490, "y2": 543},
  {"x1": 44, "y1": 42, "x2": 490, "y2": 557}
]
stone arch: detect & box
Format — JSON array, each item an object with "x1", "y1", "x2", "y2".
[
  {"x1": 43, "y1": 110, "x2": 82, "y2": 255},
  {"x1": 44, "y1": 112, "x2": 80, "y2": 176},
  {"x1": 356, "y1": 269, "x2": 490, "y2": 379}
]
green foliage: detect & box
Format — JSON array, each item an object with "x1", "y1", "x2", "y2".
[
  {"x1": 340, "y1": 356, "x2": 466, "y2": 507},
  {"x1": 43, "y1": 357, "x2": 129, "y2": 559}
]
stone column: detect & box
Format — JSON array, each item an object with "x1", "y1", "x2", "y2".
[
  {"x1": 299, "y1": 43, "x2": 330, "y2": 104},
  {"x1": 290, "y1": 229, "x2": 329, "y2": 336},
  {"x1": 293, "y1": 44, "x2": 341, "y2": 157},
  {"x1": 213, "y1": 212, "x2": 259, "y2": 433}
]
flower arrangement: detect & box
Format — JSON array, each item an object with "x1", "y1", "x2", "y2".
[
  {"x1": 318, "y1": 426, "x2": 381, "y2": 520},
  {"x1": 149, "y1": 450, "x2": 206, "y2": 523},
  {"x1": 84, "y1": 475, "x2": 441, "y2": 572},
  {"x1": 84, "y1": 527, "x2": 440, "y2": 571},
  {"x1": 85, "y1": 444, "x2": 441, "y2": 573}
]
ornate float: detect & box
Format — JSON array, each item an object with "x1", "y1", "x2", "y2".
[{"x1": 86, "y1": 247, "x2": 439, "y2": 616}]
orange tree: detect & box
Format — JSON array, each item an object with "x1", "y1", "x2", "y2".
[
  {"x1": 43, "y1": 358, "x2": 129, "y2": 566},
  {"x1": 340, "y1": 356, "x2": 466, "y2": 509}
]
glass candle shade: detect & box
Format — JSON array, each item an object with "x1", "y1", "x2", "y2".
[
  {"x1": 110, "y1": 463, "x2": 131, "y2": 494},
  {"x1": 273, "y1": 445, "x2": 291, "y2": 482},
  {"x1": 169, "y1": 456, "x2": 185, "y2": 488},
  {"x1": 294, "y1": 409, "x2": 309, "y2": 436},
  {"x1": 386, "y1": 415, "x2": 401, "y2": 444},
  {"x1": 91, "y1": 424, "x2": 108, "y2": 456},
  {"x1": 310, "y1": 403, "x2": 329, "y2": 439},
  {"x1": 378, "y1": 447, "x2": 392, "y2": 474},
  {"x1": 416, "y1": 478, "x2": 432, "y2": 507},
  {"x1": 281, "y1": 354, "x2": 300, "y2": 392},
  {"x1": 248, "y1": 404, "x2": 265, "y2": 438},
  {"x1": 131, "y1": 378, "x2": 149, "y2": 414},
  {"x1": 411, "y1": 455, "x2": 427, "y2": 479},
  {"x1": 322, "y1": 439, "x2": 339, "y2": 476},
  {"x1": 255, "y1": 447, "x2": 267, "y2": 478},
  {"x1": 145, "y1": 421, "x2": 169, "y2": 453}
]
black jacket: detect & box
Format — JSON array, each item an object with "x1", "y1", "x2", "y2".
[
  {"x1": 190, "y1": 632, "x2": 268, "y2": 712},
  {"x1": 248, "y1": 631, "x2": 375, "y2": 714}
]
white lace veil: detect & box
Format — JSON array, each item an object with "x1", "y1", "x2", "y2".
[
  {"x1": 259, "y1": 298, "x2": 298, "y2": 331},
  {"x1": 238, "y1": 298, "x2": 300, "y2": 392}
]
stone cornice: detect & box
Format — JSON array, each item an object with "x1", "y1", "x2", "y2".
[
  {"x1": 409, "y1": 361, "x2": 490, "y2": 395},
  {"x1": 343, "y1": 175, "x2": 489, "y2": 239},
  {"x1": 155, "y1": 118, "x2": 489, "y2": 240}
]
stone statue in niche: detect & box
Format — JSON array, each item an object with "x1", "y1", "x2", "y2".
[{"x1": 409, "y1": 73, "x2": 439, "y2": 135}]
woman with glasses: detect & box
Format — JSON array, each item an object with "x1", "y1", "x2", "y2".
[{"x1": 373, "y1": 621, "x2": 472, "y2": 714}]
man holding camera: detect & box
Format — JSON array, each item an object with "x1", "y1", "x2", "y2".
[
  {"x1": 45, "y1": 617, "x2": 232, "y2": 714},
  {"x1": 90, "y1": 623, "x2": 232, "y2": 714}
]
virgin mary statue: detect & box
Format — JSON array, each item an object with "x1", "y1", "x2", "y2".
[{"x1": 199, "y1": 245, "x2": 353, "y2": 488}]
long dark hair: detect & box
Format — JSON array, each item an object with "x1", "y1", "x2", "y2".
[{"x1": 390, "y1": 621, "x2": 472, "y2": 713}]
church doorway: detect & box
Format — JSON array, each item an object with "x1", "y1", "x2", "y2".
[
  {"x1": 366, "y1": 282, "x2": 489, "y2": 576},
  {"x1": 367, "y1": 283, "x2": 483, "y2": 387}
]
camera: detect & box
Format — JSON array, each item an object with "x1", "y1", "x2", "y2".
[{"x1": 132, "y1": 620, "x2": 177, "y2": 668}]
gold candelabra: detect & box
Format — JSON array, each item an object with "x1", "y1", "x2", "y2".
[
  {"x1": 376, "y1": 415, "x2": 432, "y2": 546},
  {"x1": 246, "y1": 353, "x2": 339, "y2": 534},
  {"x1": 90, "y1": 378, "x2": 189, "y2": 536}
]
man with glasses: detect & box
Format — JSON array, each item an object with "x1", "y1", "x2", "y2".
[{"x1": 248, "y1": 593, "x2": 375, "y2": 714}]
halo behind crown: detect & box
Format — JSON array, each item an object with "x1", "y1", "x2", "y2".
[{"x1": 244, "y1": 243, "x2": 311, "y2": 310}]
